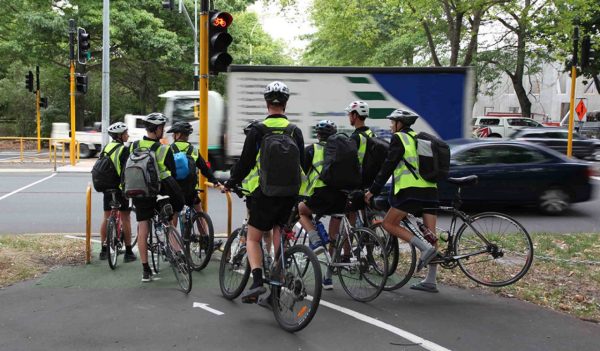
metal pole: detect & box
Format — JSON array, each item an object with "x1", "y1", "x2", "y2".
[
  {"x1": 69, "y1": 19, "x2": 77, "y2": 166},
  {"x1": 101, "y1": 0, "x2": 110, "y2": 148},
  {"x1": 194, "y1": 0, "x2": 199, "y2": 90},
  {"x1": 567, "y1": 27, "x2": 579, "y2": 158},
  {"x1": 36, "y1": 66, "x2": 41, "y2": 152},
  {"x1": 199, "y1": 0, "x2": 209, "y2": 210}
]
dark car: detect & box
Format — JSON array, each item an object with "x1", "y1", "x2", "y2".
[
  {"x1": 510, "y1": 127, "x2": 600, "y2": 161},
  {"x1": 438, "y1": 140, "x2": 594, "y2": 214}
]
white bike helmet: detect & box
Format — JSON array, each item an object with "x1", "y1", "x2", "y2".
[
  {"x1": 107, "y1": 122, "x2": 128, "y2": 135},
  {"x1": 144, "y1": 112, "x2": 168, "y2": 125},
  {"x1": 345, "y1": 101, "x2": 369, "y2": 117},
  {"x1": 263, "y1": 81, "x2": 290, "y2": 103}
]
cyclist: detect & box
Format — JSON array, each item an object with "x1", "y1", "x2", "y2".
[
  {"x1": 130, "y1": 113, "x2": 185, "y2": 282},
  {"x1": 346, "y1": 100, "x2": 375, "y2": 183},
  {"x1": 364, "y1": 109, "x2": 440, "y2": 293},
  {"x1": 98, "y1": 122, "x2": 136, "y2": 262},
  {"x1": 298, "y1": 119, "x2": 346, "y2": 290},
  {"x1": 224, "y1": 81, "x2": 304, "y2": 303}
]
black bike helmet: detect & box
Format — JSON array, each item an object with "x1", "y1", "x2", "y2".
[
  {"x1": 386, "y1": 109, "x2": 419, "y2": 126},
  {"x1": 315, "y1": 119, "x2": 337, "y2": 137},
  {"x1": 167, "y1": 121, "x2": 193, "y2": 135},
  {"x1": 263, "y1": 81, "x2": 290, "y2": 104}
]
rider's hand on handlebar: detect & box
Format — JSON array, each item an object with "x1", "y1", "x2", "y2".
[{"x1": 364, "y1": 191, "x2": 374, "y2": 205}]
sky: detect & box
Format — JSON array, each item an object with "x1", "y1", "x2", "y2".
[{"x1": 247, "y1": 0, "x2": 316, "y2": 61}]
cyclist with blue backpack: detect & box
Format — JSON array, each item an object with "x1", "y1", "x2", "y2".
[{"x1": 224, "y1": 81, "x2": 305, "y2": 304}]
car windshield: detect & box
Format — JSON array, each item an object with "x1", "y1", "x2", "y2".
[{"x1": 453, "y1": 145, "x2": 548, "y2": 165}]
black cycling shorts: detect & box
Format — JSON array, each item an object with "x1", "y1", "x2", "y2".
[
  {"x1": 388, "y1": 197, "x2": 438, "y2": 216},
  {"x1": 103, "y1": 191, "x2": 131, "y2": 212},
  {"x1": 132, "y1": 178, "x2": 185, "y2": 221},
  {"x1": 305, "y1": 187, "x2": 347, "y2": 216},
  {"x1": 248, "y1": 190, "x2": 296, "y2": 232}
]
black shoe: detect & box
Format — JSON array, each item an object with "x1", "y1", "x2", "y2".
[
  {"x1": 241, "y1": 285, "x2": 267, "y2": 304},
  {"x1": 99, "y1": 247, "x2": 108, "y2": 260},
  {"x1": 124, "y1": 251, "x2": 137, "y2": 262},
  {"x1": 142, "y1": 269, "x2": 153, "y2": 282}
]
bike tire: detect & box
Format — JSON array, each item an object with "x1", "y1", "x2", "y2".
[
  {"x1": 166, "y1": 226, "x2": 192, "y2": 294},
  {"x1": 370, "y1": 223, "x2": 417, "y2": 291},
  {"x1": 149, "y1": 224, "x2": 161, "y2": 274},
  {"x1": 272, "y1": 244, "x2": 322, "y2": 333},
  {"x1": 219, "y1": 227, "x2": 251, "y2": 300},
  {"x1": 454, "y1": 212, "x2": 534, "y2": 287},
  {"x1": 107, "y1": 217, "x2": 119, "y2": 270},
  {"x1": 186, "y1": 211, "x2": 215, "y2": 271},
  {"x1": 337, "y1": 228, "x2": 387, "y2": 302}
]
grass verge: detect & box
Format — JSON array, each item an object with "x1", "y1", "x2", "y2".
[
  {"x1": 0, "y1": 235, "x2": 85, "y2": 288},
  {"x1": 435, "y1": 232, "x2": 600, "y2": 323}
]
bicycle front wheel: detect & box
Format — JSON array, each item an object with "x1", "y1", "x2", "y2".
[
  {"x1": 455, "y1": 212, "x2": 534, "y2": 287},
  {"x1": 167, "y1": 226, "x2": 192, "y2": 294},
  {"x1": 219, "y1": 228, "x2": 250, "y2": 299},
  {"x1": 337, "y1": 228, "x2": 388, "y2": 302},
  {"x1": 107, "y1": 217, "x2": 119, "y2": 270},
  {"x1": 272, "y1": 244, "x2": 322, "y2": 333},
  {"x1": 149, "y1": 224, "x2": 161, "y2": 274},
  {"x1": 186, "y1": 211, "x2": 215, "y2": 271},
  {"x1": 371, "y1": 223, "x2": 417, "y2": 291}
]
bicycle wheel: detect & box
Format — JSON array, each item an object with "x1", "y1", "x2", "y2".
[
  {"x1": 454, "y1": 212, "x2": 534, "y2": 287},
  {"x1": 186, "y1": 211, "x2": 215, "y2": 271},
  {"x1": 371, "y1": 223, "x2": 417, "y2": 291},
  {"x1": 166, "y1": 226, "x2": 192, "y2": 293},
  {"x1": 107, "y1": 217, "x2": 119, "y2": 270},
  {"x1": 337, "y1": 228, "x2": 387, "y2": 302},
  {"x1": 149, "y1": 224, "x2": 161, "y2": 274},
  {"x1": 219, "y1": 227, "x2": 251, "y2": 299},
  {"x1": 272, "y1": 244, "x2": 322, "y2": 333}
]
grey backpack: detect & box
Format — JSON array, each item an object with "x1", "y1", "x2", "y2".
[{"x1": 122, "y1": 141, "x2": 162, "y2": 198}]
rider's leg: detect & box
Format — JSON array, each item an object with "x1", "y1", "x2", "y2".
[
  {"x1": 421, "y1": 212, "x2": 438, "y2": 285},
  {"x1": 246, "y1": 225, "x2": 265, "y2": 287},
  {"x1": 299, "y1": 202, "x2": 321, "y2": 248}
]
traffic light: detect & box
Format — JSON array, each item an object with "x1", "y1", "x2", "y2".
[
  {"x1": 162, "y1": 0, "x2": 174, "y2": 10},
  {"x1": 25, "y1": 71, "x2": 34, "y2": 92},
  {"x1": 581, "y1": 35, "x2": 596, "y2": 69},
  {"x1": 77, "y1": 28, "x2": 90, "y2": 64},
  {"x1": 208, "y1": 10, "x2": 233, "y2": 74},
  {"x1": 76, "y1": 73, "x2": 88, "y2": 94},
  {"x1": 39, "y1": 97, "x2": 48, "y2": 109}
]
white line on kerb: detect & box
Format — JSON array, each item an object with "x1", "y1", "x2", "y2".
[
  {"x1": 319, "y1": 299, "x2": 452, "y2": 351},
  {"x1": 0, "y1": 173, "x2": 57, "y2": 201}
]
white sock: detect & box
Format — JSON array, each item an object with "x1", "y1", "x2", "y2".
[{"x1": 422, "y1": 264, "x2": 438, "y2": 285}]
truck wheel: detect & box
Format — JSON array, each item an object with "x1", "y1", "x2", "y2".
[
  {"x1": 538, "y1": 187, "x2": 570, "y2": 215},
  {"x1": 79, "y1": 144, "x2": 92, "y2": 158},
  {"x1": 488, "y1": 133, "x2": 502, "y2": 138}
]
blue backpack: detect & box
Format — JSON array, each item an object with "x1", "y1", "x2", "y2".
[{"x1": 171, "y1": 143, "x2": 196, "y2": 181}]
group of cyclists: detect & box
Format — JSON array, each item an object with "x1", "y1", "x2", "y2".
[{"x1": 96, "y1": 79, "x2": 442, "y2": 298}]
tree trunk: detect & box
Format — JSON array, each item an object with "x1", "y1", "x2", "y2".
[{"x1": 511, "y1": 26, "x2": 532, "y2": 117}]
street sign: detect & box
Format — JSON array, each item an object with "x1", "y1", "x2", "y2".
[{"x1": 576, "y1": 100, "x2": 587, "y2": 121}]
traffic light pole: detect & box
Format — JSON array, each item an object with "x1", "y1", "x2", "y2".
[
  {"x1": 199, "y1": 0, "x2": 209, "y2": 210},
  {"x1": 567, "y1": 26, "x2": 579, "y2": 158},
  {"x1": 69, "y1": 19, "x2": 76, "y2": 166},
  {"x1": 36, "y1": 66, "x2": 41, "y2": 153}
]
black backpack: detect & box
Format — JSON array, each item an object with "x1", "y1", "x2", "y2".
[
  {"x1": 361, "y1": 133, "x2": 390, "y2": 186},
  {"x1": 319, "y1": 133, "x2": 362, "y2": 189},
  {"x1": 404, "y1": 132, "x2": 450, "y2": 182},
  {"x1": 258, "y1": 123, "x2": 302, "y2": 196},
  {"x1": 91, "y1": 144, "x2": 122, "y2": 192}
]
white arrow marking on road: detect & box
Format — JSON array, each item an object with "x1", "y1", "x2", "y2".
[
  {"x1": 193, "y1": 302, "x2": 224, "y2": 316},
  {"x1": 0, "y1": 173, "x2": 57, "y2": 201}
]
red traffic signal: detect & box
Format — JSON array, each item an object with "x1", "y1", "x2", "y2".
[
  {"x1": 208, "y1": 11, "x2": 233, "y2": 74},
  {"x1": 211, "y1": 12, "x2": 232, "y2": 29}
]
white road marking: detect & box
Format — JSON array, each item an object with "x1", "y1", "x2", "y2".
[
  {"x1": 0, "y1": 173, "x2": 57, "y2": 201},
  {"x1": 193, "y1": 302, "x2": 225, "y2": 316},
  {"x1": 318, "y1": 299, "x2": 452, "y2": 351}
]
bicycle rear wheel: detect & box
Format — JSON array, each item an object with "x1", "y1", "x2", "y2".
[
  {"x1": 337, "y1": 228, "x2": 388, "y2": 302},
  {"x1": 455, "y1": 212, "x2": 534, "y2": 287},
  {"x1": 167, "y1": 226, "x2": 192, "y2": 294},
  {"x1": 272, "y1": 244, "x2": 322, "y2": 333},
  {"x1": 219, "y1": 227, "x2": 250, "y2": 299},
  {"x1": 149, "y1": 224, "x2": 161, "y2": 274},
  {"x1": 371, "y1": 223, "x2": 417, "y2": 291},
  {"x1": 107, "y1": 217, "x2": 119, "y2": 270},
  {"x1": 186, "y1": 211, "x2": 215, "y2": 271}
]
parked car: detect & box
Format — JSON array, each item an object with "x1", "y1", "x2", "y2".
[
  {"x1": 379, "y1": 140, "x2": 594, "y2": 215},
  {"x1": 509, "y1": 127, "x2": 600, "y2": 161},
  {"x1": 472, "y1": 116, "x2": 543, "y2": 138}
]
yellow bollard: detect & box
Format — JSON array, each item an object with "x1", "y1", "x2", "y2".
[
  {"x1": 62, "y1": 142, "x2": 66, "y2": 164},
  {"x1": 20, "y1": 138, "x2": 24, "y2": 162},
  {"x1": 86, "y1": 183, "x2": 92, "y2": 264}
]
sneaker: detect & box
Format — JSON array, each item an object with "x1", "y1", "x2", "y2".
[
  {"x1": 309, "y1": 243, "x2": 325, "y2": 255},
  {"x1": 410, "y1": 282, "x2": 439, "y2": 293},
  {"x1": 417, "y1": 247, "x2": 440, "y2": 272},
  {"x1": 124, "y1": 251, "x2": 137, "y2": 262},
  {"x1": 99, "y1": 247, "x2": 108, "y2": 260},
  {"x1": 322, "y1": 278, "x2": 333, "y2": 290},
  {"x1": 141, "y1": 269, "x2": 153, "y2": 282},
  {"x1": 241, "y1": 285, "x2": 267, "y2": 304}
]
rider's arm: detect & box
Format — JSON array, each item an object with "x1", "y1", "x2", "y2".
[
  {"x1": 163, "y1": 146, "x2": 177, "y2": 180},
  {"x1": 303, "y1": 145, "x2": 313, "y2": 174},
  {"x1": 227, "y1": 127, "x2": 260, "y2": 187},
  {"x1": 196, "y1": 153, "x2": 218, "y2": 184},
  {"x1": 369, "y1": 134, "x2": 405, "y2": 196},
  {"x1": 293, "y1": 126, "x2": 305, "y2": 168}
]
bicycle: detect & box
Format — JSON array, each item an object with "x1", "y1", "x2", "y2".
[
  {"x1": 219, "y1": 187, "x2": 322, "y2": 332},
  {"x1": 293, "y1": 191, "x2": 389, "y2": 302},
  {"x1": 179, "y1": 188, "x2": 215, "y2": 271},
  {"x1": 147, "y1": 195, "x2": 193, "y2": 293},
  {"x1": 370, "y1": 175, "x2": 534, "y2": 289},
  {"x1": 105, "y1": 189, "x2": 137, "y2": 269}
]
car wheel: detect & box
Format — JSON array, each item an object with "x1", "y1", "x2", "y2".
[
  {"x1": 594, "y1": 147, "x2": 600, "y2": 162},
  {"x1": 488, "y1": 133, "x2": 502, "y2": 138},
  {"x1": 538, "y1": 187, "x2": 570, "y2": 215},
  {"x1": 79, "y1": 144, "x2": 91, "y2": 158}
]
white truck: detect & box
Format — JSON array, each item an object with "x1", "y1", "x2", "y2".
[{"x1": 225, "y1": 65, "x2": 473, "y2": 164}]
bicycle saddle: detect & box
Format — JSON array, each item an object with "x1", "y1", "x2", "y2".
[{"x1": 446, "y1": 175, "x2": 478, "y2": 186}]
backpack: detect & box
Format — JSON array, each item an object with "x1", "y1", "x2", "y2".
[
  {"x1": 258, "y1": 123, "x2": 302, "y2": 197},
  {"x1": 91, "y1": 144, "x2": 122, "y2": 192},
  {"x1": 319, "y1": 133, "x2": 362, "y2": 189},
  {"x1": 171, "y1": 143, "x2": 196, "y2": 181},
  {"x1": 404, "y1": 132, "x2": 450, "y2": 182},
  {"x1": 361, "y1": 133, "x2": 390, "y2": 186},
  {"x1": 122, "y1": 141, "x2": 161, "y2": 198}
]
